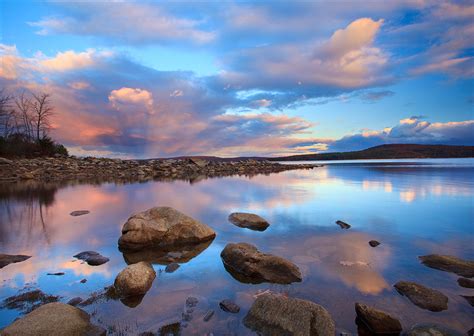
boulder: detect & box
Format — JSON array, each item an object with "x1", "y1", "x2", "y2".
[
  {"x1": 1, "y1": 302, "x2": 106, "y2": 336},
  {"x1": 73, "y1": 251, "x2": 109, "y2": 266},
  {"x1": 355, "y1": 303, "x2": 402, "y2": 335},
  {"x1": 244, "y1": 293, "x2": 335, "y2": 336},
  {"x1": 458, "y1": 277, "x2": 474, "y2": 288},
  {"x1": 221, "y1": 242, "x2": 302, "y2": 284},
  {"x1": 114, "y1": 261, "x2": 156, "y2": 297},
  {"x1": 118, "y1": 207, "x2": 216, "y2": 251},
  {"x1": 394, "y1": 281, "x2": 448, "y2": 312},
  {"x1": 419, "y1": 255, "x2": 474, "y2": 278},
  {"x1": 0, "y1": 254, "x2": 31, "y2": 269},
  {"x1": 406, "y1": 324, "x2": 464, "y2": 336},
  {"x1": 228, "y1": 212, "x2": 270, "y2": 231}
]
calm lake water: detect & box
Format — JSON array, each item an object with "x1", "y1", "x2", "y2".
[{"x1": 1, "y1": 158, "x2": 473, "y2": 334}]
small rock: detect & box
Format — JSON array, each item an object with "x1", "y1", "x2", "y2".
[
  {"x1": 219, "y1": 299, "x2": 240, "y2": 313},
  {"x1": 0, "y1": 254, "x2": 31, "y2": 269},
  {"x1": 336, "y1": 220, "x2": 351, "y2": 229},
  {"x1": 394, "y1": 281, "x2": 448, "y2": 312},
  {"x1": 158, "y1": 322, "x2": 181, "y2": 335},
  {"x1": 165, "y1": 262, "x2": 180, "y2": 273},
  {"x1": 73, "y1": 251, "x2": 109, "y2": 266},
  {"x1": 182, "y1": 312, "x2": 193, "y2": 321},
  {"x1": 67, "y1": 297, "x2": 83, "y2": 306},
  {"x1": 0, "y1": 157, "x2": 13, "y2": 164},
  {"x1": 80, "y1": 278, "x2": 87, "y2": 283},
  {"x1": 228, "y1": 212, "x2": 270, "y2": 231},
  {"x1": 70, "y1": 210, "x2": 90, "y2": 216},
  {"x1": 461, "y1": 295, "x2": 474, "y2": 307},
  {"x1": 47, "y1": 272, "x2": 65, "y2": 276},
  {"x1": 203, "y1": 310, "x2": 214, "y2": 322},
  {"x1": 369, "y1": 240, "x2": 380, "y2": 247},
  {"x1": 355, "y1": 303, "x2": 402, "y2": 335},
  {"x1": 114, "y1": 261, "x2": 156, "y2": 297},
  {"x1": 186, "y1": 296, "x2": 198, "y2": 307},
  {"x1": 419, "y1": 254, "x2": 474, "y2": 278},
  {"x1": 458, "y1": 277, "x2": 474, "y2": 288},
  {"x1": 406, "y1": 324, "x2": 464, "y2": 336}
]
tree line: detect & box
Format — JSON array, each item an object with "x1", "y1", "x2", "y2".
[{"x1": 0, "y1": 89, "x2": 68, "y2": 157}]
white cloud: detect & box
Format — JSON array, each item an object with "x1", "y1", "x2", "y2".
[{"x1": 108, "y1": 87, "x2": 154, "y2": 113}]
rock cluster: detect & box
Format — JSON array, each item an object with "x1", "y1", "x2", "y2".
[{"x1": 0, "y1": 156, "x2": 319, "y2": 184}]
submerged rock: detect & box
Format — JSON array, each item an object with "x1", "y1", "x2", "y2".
[
  {"x1": 0, "y1": 254, "x2": 31, "y2": 269},
  {"x1": 158, "y1": 322, "x2": 181, "y2": 335},
  {"x1": 394, "y1": 281, "x2": 448, "y2": 312},
  {"x1": 458, "y1": 277, "x2": 474, "y2": 288},
  {"x1": 0, "y1": 289, "x2": 60, "y2": 314},
  {"x1": 114, "y1": 261, "x2": 156, "y2": 298},
  {"x1": 244, "y1": 293, "x2": 335, "y2": 336},
  {"x1": 406, "y1": 324, "x2": 464, "y2": 336},
  {"x1": 219, "y1": 299, "x2": 240, "y2": 313},
  {"x1": 221, "y1": 242, "x2": 302, "y2": 284},
  {"x1": 47, "y1": 272, "x2": 65, "y2": 276},
  {"x1": 73, "y1": 251, "x2": 109, "y2": 266},
  {"x1": 118, "y1": 206, "x2": 216, "y2": 251},
  {"x1": 461, "y1": 295, "x2": 474, "y2": 307},
  {"x1": 336, "y1": 220, "x2": 351, "y2": 229},
  {"x1": 1, "y1": 302, "x2": 105, "y2": 336},
  {"x1": 165, "y1": 262, "x2": 180, "y2": 273},
  {"x1": 70, "y1": 210, "x2": 90, "y2": 216},
  {"x1": 355, "y1": 303, "x2": 402, "y2": 335},
  {"x1": 369, "y1": 240, "x2": 380, "y2": 247},
  {"x1": 203, "y1": 310, "x2": 214, "y2": 322},
  {"x1": 419, "y1": 254, "x2": 474, "y2": 278},
  {"x1": 228, "y1": 212, "x2": 270, "y2": 231},
  {"x1": 67, "y1": 297, "x2": 83, "y2": 306}
]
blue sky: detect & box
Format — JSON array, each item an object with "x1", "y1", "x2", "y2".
[{"x1": 0, "y1": 0, "x2": 473, "y2": 157}]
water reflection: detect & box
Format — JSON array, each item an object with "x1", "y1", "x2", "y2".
[{"x1": 0, "y1": 160, "x2": 473, "y2": 333}]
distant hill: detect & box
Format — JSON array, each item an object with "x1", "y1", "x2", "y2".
[{"x1": 269, "y1": 144, "x2": 474, "y2": 161}]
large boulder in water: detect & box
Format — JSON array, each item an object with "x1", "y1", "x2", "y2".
[
  {"x1": 118, "y1": 207, "x2": 216, "y2": 251},
  {"x1": 221, "y1": 242, "x2": 302, "y2": 284},
  {"x1": 243, "y1": 293, "x2": 335, "y2": 336},
  {"x1": 419, "y1": 255, "x2": 474, "y2": 278},
  {"x1": 114, "y1": 261, "x2": 156, "y2": 297},
  {"x1": 1, "y1": 302, "x2": 105, "y2": 336},
  {"x1": 394, "y1": 281, "x2": 448, "y2": 312}
]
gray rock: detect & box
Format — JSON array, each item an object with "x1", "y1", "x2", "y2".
[
  {"x1": 70, "y1": 210, "x2": 90, "y2": 216},
  {"x1": 118, "y1": 207, "x2": 216, "y2": 251},
  {"x1": 221, "y1": 242, "x2": 302, "y2": 284},
  {"x1": 458, "y1": 277, "x2": 474, "y2": 288},
  {"x1": 394, "y1": 281, "x2": 448, "y2": 312},
  {"x1": 219, "y1": 299, "x2": 240, "y2": 313},
  {"x1": 355, "y1": 303, "x2": 402, "y2": 335},
  {"x1": 67, "y1": 297, "x2": 83, "y2": 306},
  {"x1": 73, "y1": 251, "x2": 109, "y2": 266},
  {"x1": 419, "y1": 254, "x2": 474, "y2": 278},
  {"x1": 406, "y1": 324, "x2": 464, "y2": 336},
  {"x1": 336, "y1": 220, "x2": 351, "y2": 229},
  {"x1": 244, "y1": 293, "x2": 335, "y2": 336},
  {"x1": 0, "y1": 254, "x2": 31, "y2": 269},
  {"x1": 114, "y1": 261, "x2": 156, "y2": 297},
  {"x1": 369, "y1": 240, "x2": 380, "y2": 247},
  {"x1": 228, "y1": 212, "x2": 270, "y2": 231},
  {"x1": 1, "y1": 302, "x2": 106, "y2": 336},
  {"x1": 203, "y1": 310, "x2": 214, "y2": 322}
]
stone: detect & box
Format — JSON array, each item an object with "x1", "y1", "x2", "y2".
[
  {"x1": 406, "y1": 324, "x2": 464, "y2": 336},
  {"x1": 114, "y1": 261, "x2": 156, "y2": 297},
  {"x1": 118, "y1": 207, "x2": 216, "y2": 251},
  {"x1": 165, "y1": 262, "x2": 180, "y2": 273},
  {"x1": 158, "y1": 322, "x2": 181, "y2": 335},
  {"x1": 70, "y1": 210, "x2": 90, "y2": 216},
  {"x1": 419, "y1": 254, "x2": 474, "y2": 278},
  {"x1": 228, "y1": 212, "x2": 270, "y2": 231},
  {"x1": 394, "y1": 281, "x2": 448, "y2": 312},
  {"x1": 0, "y1": 157, "x2": 13, "y2": 164},
  {"x1": 220, "y1": 242, "x2": 302, "y2": 284},
  {"x1": 355, "y1": 303, "x2": 402, "y2": 335},
  {"x1": 336, "y1": 220, "x2": 351, "y2": 229},
  {"x1": 186, "y1": 296, "x2": 198, "y2": 307},
  {"x1": 47, "y1": 272, "x2": 65, "y2": 276},
  {"x1": 189, "y1": 158, "x2": 209, "y2": 168},
  {"x1": 461, "y1": 295, "x2": 474, "y2": 307},
  {"x1": 1, "y1": 302, "x2": 106, "y2": 336},
  {"x1": 369, "y1": 240, "x2": 380, "y2": 247},
  {"x1": 0, "y1": 254, "x2": 31, "y2": 269},
  {"x1": 0, "y1": 289, "x2": 60, "y2": 314},
  {"x1": 244, "y1": 293, "x2": 335, "y2": 336},
  {"x1": 67, "y1": 297, "x2": 83, "y2": 306},
  {"x1": 458, "y1": 277, "x2": 474, "y2": 288},
  {"x1": 203, "y1": 310, "x2": 214, "y2": 322},
  {"x1": 80, "y1": 278, "x2": 87, "y2": 283},
  {"x1": 73, "y1": 251, "x2": 109, "y2": 266},
  {"x1": 219, "y1": 299, "x2": 240, "y2": 313}
]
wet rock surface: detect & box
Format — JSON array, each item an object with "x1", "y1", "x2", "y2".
[
  {"x1": 228, "y1": 212, "x2": 270, "y2": 231},
  {"x1": 70, "y1": 210, "x2": 90, "y2": 216},
  {"x1": 0, "y1": 289, "x2": 60, "y2": 314},
  {"x1": 458, "y1": 277, "x2": 474, "y2": 288},
  {"x1": 406, "y1": 324, "x2": 464, "y2": 336},
  {"x1": 394, "y1": 281, "x2": 448, "y2": 312},
  {"x1": 219, "y1": 299, "x2": 240, "y2": 313},
  {"x1": 369, "y1": 240, "x2": 380, "y2": 247},
  {"x1": 221, "y1": 242, "x2": 302, "y2": 284},
  {"x1": 355, "y1": 303, "x2": 402, "y2": 335},
  {"x1": 67, "y1": 297, "x2": 83, "y2": 306},
  {"x1": 0, "y1": 157, "x2": 319, "y2": 184},
  {"x1": 419, "y1": 254, "x2": 474, "y2": 278},
  {"x1": 114, "y1": 261, "x2": 156, "y2": 298},
  {"x1": 0, "y1": 254, "x2": 31, "y2": 269},
  {"x1": 0, "y1": 302, "x2": 106, "y2": 336},
  {"x1": 336, "y1": 220, "x2": 351, "y2": 229},
  {"x1": 244, "y1": 293, "x2": 335, "y2": 336},
  {"x1": 118, "y1": 206, "x2": 216, "y2": 251},
  {"x1": 73, "y1": 251, "x2": 109, "y2": 266}
]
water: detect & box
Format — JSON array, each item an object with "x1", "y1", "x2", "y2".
[{"x1": 1, "y1": 159, "x2": 473, "y2": 334}]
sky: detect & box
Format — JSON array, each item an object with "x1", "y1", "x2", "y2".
[{"x1": 0, "y1": 0, "x2": 473, "y2": 158}]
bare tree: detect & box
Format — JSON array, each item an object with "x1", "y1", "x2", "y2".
[
  {"x1": 0, "y1": 89, "x2": 12, "y2": 137},
  {"x1": 32, "y1": 93, "x2": 54, "y2": 141},
  {"x1": 14, "y1": 91, "x2": 34, "y2": 140}
]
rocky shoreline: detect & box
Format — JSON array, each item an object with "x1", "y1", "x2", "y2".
[{"x1": 0, "y1": 156, "x2": 319, "y2": 184}]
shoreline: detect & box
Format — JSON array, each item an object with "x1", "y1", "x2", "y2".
[{"x1": 0, "y1": 156, "x2": 320, "y2": 184}]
